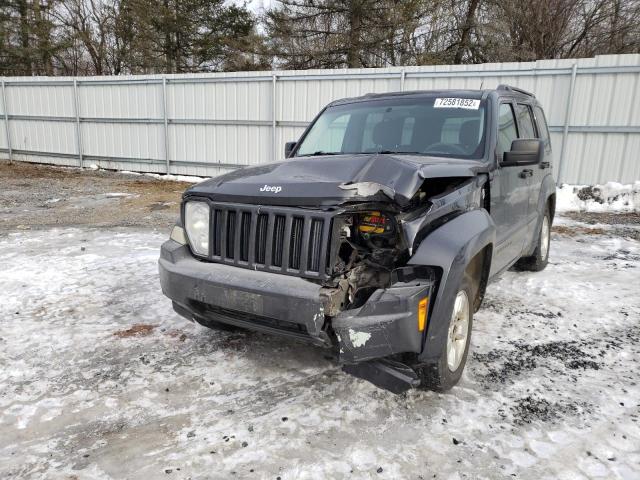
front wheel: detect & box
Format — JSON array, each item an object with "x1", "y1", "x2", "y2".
[
  {"x1": 516, "y1": 208, "x2": 551, "y2": 272},
  {"x1": 418, "y1": 275, "x2": 474, "y2": 391}
]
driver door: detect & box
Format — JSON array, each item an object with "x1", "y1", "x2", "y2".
[{"x1": 490, "y1": 101, "x2": 531, "y2": 274}]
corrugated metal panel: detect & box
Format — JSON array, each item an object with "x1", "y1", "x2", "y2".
[
  {"x1": 10, "y1": 119, "x2": 76, "y2": 154},
  {"x1": 1, "y1": 54, "x2": 639, "y2": 184},
  {"x1": 7, "y1": 84, "x2": 75, "y2": 117},
  {"x1": 0, "y1": 120, "x2": 7, "y2": 149},
  {"x1": 80, "y1": 83, "x2": 163, "y2": 119}
]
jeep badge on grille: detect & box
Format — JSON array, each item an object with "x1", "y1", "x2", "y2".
[{"x1": 260, "y1": 185, "x2": 282, "y2": 193}]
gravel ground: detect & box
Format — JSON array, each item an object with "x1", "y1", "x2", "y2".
[
  {"x1": 0, "y1": 161, "x2": 193, "y2": 231},
  {"x1": 1, "y1": 161, "x2": 639, "y2": 479}
]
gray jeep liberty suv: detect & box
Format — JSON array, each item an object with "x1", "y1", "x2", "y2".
[{"x1": 159, "y1": 85, "x2": 556, "y2": 393}]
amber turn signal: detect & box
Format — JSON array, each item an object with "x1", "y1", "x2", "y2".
[{"x1": 418, "y1": 297, "x2": 429, "y2": 332}]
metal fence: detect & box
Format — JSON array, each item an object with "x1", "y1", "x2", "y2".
[{"x1": 1, "y1": 54, "x2": 639, "y2": 184}]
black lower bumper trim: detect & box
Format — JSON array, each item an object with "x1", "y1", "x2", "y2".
[
  {"x1": 189, "y1": 300, "x2": 310, "y2": 336},
  {"x1": 342, "y1": 359, "x2": 421, "y2": 394}
]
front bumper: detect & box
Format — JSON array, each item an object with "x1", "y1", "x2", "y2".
[{"x1": 159, "y1": 240, "x2": 433, "y2": 362}]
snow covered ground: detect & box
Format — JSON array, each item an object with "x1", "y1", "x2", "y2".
[
  {"x1": 1, "y1": 217, "x2": 638, "y2": 479},
  {"x1": 557, "y1": 182, "x2": 640, "y2": 213}
]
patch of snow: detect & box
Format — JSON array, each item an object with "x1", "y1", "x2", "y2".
[
  {"x1": 105, "y1": 192, "x2": 134, "y2": 198},
  {"x1": 39, "y1": 160, "x2": 207, "y2": 184},
  {"x1": 142, "y1": 173, "x2": 206, "y2": 184},
  {"x1": 557, "y1": 182, "x2": 640, "y2": 213}
]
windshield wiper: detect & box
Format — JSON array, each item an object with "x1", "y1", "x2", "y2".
[
  {"x1": 298, "y1": 151, "x2": 342, "y2": 157},
  {"x1": 374, "y1": 150, "x2": 423, "y2": 155}
]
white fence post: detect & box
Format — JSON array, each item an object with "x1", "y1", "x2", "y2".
[
  {"x1": 400, "y1": 69, "x2": 406, "y2": 91},
  {"x1": 162, "y1": 76, "x2": 170, "y2": 174},
  {"x1": 557, "y1": 63, "x2": 578, "y2": 185},
  {"x1": 272, "y1": 73, "x2": 278, "y2": 162},
  {"x1": 72, "y1": 78, "x2": 83, "y2": 168},
  {"x1": 1, "y1": 80, "x2": 12, "y2": 164}
]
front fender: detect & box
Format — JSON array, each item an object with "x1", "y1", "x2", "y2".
[{"x1": 408, "y1": 208, "x2": 495, "y2": 362}]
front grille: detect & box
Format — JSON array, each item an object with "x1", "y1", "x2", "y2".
[{"x1": 195, "y1": 201, "x2": 334, "y2": 280}]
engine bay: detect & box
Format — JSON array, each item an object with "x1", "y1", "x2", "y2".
[
  {"x1": 319, "y1": 176, "x2": 482, "y2": 317},
  {"x1": 320, "y1": 208, "x2": 408, "y2": 316}
]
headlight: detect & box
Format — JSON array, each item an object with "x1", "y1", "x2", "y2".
[
  {"x1": 357, "y1": 211, "x2": 394, "y2": 237},
  {"x1": 184, "y1": 201, "x2": 210, "y2": 256}
]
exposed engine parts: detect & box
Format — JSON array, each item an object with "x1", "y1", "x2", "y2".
[{"x1": 319, "y1": 176, "x2": 488, "y2": 317}]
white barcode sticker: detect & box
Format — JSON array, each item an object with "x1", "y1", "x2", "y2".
[{"x1": 434, "y1": 98, "x2": 480, "y2": 109}]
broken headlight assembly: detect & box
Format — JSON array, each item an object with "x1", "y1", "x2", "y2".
[
  {"x1": 356, "y1": 211, "x2": 395, "y2": 242},
  {"x1": 184, "y1": 201, "x2": 210, "y2": 256}
]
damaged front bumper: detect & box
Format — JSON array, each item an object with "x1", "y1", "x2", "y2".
[
  {"x1": 332, "y1": 281, "x2": 433, "y2": 363},
  {"x1": 159, "y1": 240, "x2": 435, "y2": 391}
]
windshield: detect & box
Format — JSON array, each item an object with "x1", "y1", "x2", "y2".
[{"x1": 296, "y1": 96, "x2": 486, "y2": 159}]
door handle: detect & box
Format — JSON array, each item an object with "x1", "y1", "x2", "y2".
[
  {"x1": 540, "y1": 161, "x2": 550, "y2": 169},
  {"x1": 519, "y1": 169, "x2": 533, "y2": 179}
]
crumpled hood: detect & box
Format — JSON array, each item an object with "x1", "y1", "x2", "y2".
[{"x1": 186, "y1": 153, "x2": 488, "y2": 207}]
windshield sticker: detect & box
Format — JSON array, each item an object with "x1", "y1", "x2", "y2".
[{"x1": 434, "y1": 98, "x2": 480, "y2": 109}]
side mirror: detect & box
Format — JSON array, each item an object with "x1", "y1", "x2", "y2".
[
  {"x1": 284, "y1": 141, "x2": 296, "y2": 158},
  {"x1": 501, "y1": 139, "x2": 543, "y2": 167}
]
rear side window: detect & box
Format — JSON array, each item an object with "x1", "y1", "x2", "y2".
[
  {"x1": 497, "y1": 103, "x2": 518, "y2": 155},
  {"x1": 534, "y1": 106, "x2": 551, "y2": 150},
  {"x1": 516, "y1": 104, "x2": 536, "y2": 139}
]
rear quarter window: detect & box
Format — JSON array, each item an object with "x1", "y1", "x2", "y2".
[
  {"x1": 534, "y1": 106, "x2": 551, "y2": 150},
  {"x1": 516, "y1": 104, "x2": 536, "y2": 139}
]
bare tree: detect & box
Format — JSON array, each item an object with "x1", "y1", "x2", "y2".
[{"x1": 1, "y1": 0, "x2": 638, "y2": 77}]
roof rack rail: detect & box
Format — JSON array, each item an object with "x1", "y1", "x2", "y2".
[{"x1": 497, "y1": 84, "x2": 535, "y2": 98}]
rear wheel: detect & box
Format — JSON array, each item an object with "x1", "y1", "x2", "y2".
[
  {"x1": 418, "y1": 275, "x2": 474, "y2": 391},
  {"x1": 516, "y1": 208, "x2": 551, "y2": 272}
]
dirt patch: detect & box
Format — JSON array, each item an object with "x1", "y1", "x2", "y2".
[
  {"x1": 558, "y1": 212, "x2": 640, "y2": 241},
  {"x1": 563, "y1": 211, "x2": 640, "y2": 226},
  {"x1": 114, "y1": 324, "x2": 156, "y2": 338},
  {"x1": 553, "y1": 225, "x2": 606, "y2": 236},
  {"x1": 0, "y1": 160, "x2": 197, "y2": 232},
  {"x1": 510, "y1": 395, "x2": 584, "y2": 425},
  {"x1": 165, "y1": 330, "x2": 188, "y2": 342},
  {"x1": 602, "y1": 248, "x2": 640, "y2": 262},
  {"x1": 473, "y1": 340, "x2": 603, "y2": 385}
]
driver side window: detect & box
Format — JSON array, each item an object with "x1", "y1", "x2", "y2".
[{"x1": 497, "y1": 103, "x2": 518, "y2": 157}]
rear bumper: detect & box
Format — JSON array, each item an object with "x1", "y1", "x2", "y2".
[{"x1": 159, "y1": 240, "x2": 433, "y2": 361}]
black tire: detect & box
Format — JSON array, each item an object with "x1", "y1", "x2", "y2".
[
  {"x1": 417, "y1": 275, "x2": 474, "y2": 392},
  {"x1": 515, "y1": 207, "x2": 551, "y2": 272}
]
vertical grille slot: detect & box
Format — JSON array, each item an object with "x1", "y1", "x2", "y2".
[
  {"x1": 255, "y1": 214, "x2": 268, "y2": 264},
  {"x1": 212, "y1": 209, "x2": 222, "y2": 256},
  {"x1": 240, "y1": 212, "x2": 251, "y2": 261},
  {"x1": 272, "y1": 215, "x2": 286, "y2": 267},
  {"x1": 307, "y1": 219, "x2": 324, "y2": 272},
  {"x1": 226, "y1": 211, "x2": 236, "y2": 259},
  {"x1": 289, "y1": 217, "x2": 304, "y2": 270}
]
